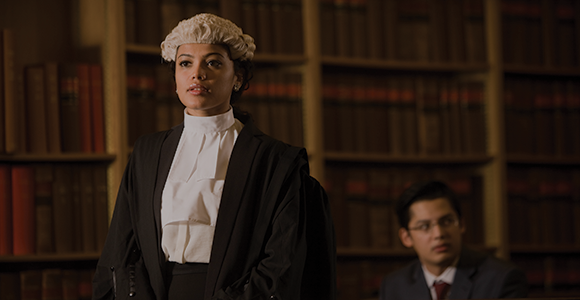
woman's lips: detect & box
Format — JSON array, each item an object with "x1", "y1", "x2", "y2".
[{"x1": 188, "y1": 84, "x2": 208, "y2": 95}]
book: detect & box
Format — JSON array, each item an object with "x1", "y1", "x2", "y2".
[
  {"x1": 287, "y1": 72, "x2": 303, "y2": 147},
  {"x1": 135, "y1": 0, "x2": 162, "y2": 45},
  {"x1": 2, "y1": 29, "x2": 18, "y2": 154},
  {"x1": 20, "y1": 270, "x2": 42, "y2": 300},
  {"x1": 398, "y1": 76, "x2": 418, "y2": 154},
  {"x1": 553, "y1": 0, "x2": 579, "y2": 67},
  {"x1": 463, "y1": 0, "x2": 487, "y2": 62},
  {"x1": 125, "y1": 0, "x2": 137, "y2": 43},
  {"x1": 76, "y1": 64, "x2": 93, "y2": 153},
  {"x1": 367, "y1": 168, "x2": 392, "y2": 248},
  {"x1": 532, "y1": 79, "x2": 555, "y2": 155},
  {"x1": 41, "y1": 269, "x2": 62, "y2": 300},
  {"x1": 0, "y1": 272, "x2": 20, "y2": 300},
  {"x1": 34, "y1": 164, "x2": 54, "y2": 254},
  {"x1": 93, "y1": 164, "x2": 109, "y2": 252},
  {"x1": 459, "y1": 81, "x2": 486, "y2": 154},
  {"x1": 324, "y1": 165, "x2": 348, "y2": 247},
  {"x1": 366, "y1": 0, "x2": 384, "y2": 59},
  {"x1": 524, "y1": 0, "x2": 544, "y2": 65},
  {"x1": 61, "y1": 269, "x2": 79, "y2": 300},
  {"x1": 89, "y1": 64, "x2": 105, "y2": 153},
  {"x1": 11, "y1": 165, "x2": 35, "y2": 255},
  {"x1": 386, "y1": 76, "x2": 403, "y2": 154},
  {"x1": 501, "y1": 0, "x2": 528, "y2": 65},
  {"x1": 335, "y1": 74, "x2": 356, "y2": 152},
  {"x1": 416, "y1": 76, "x2": 443, "y2": 155},
  {"x1": 320, "y1": 0, "x2": 336, "y2": 56},
  {"x1": 394, "y1": 0, "x2": 431, "y2": 61},
  {"x1": 0, "y1": 164, "x2": 12, "y2": 255},
  {"x1": 365, "y1": 76, "x2": 389, "y2": 153},
  {"x1": 160, "y1": 0, "x2": 185, "y2": 40},
  {"x1": 322, "y1": 74, "x2": 340, "y2": 152},
  {"x1": 52, "y1": 164, "x2": 75, "y2": 253},
  {"x1": 43, "y1": 63, "x2": 61, "y2": 154},
  {"x1": 349, "y1": 0, "x2": 368, "y2": 58},
  {"x1": 446, "y1": 0, "x2": 466, "y2": 62},
  {"x1": 220, "y1": 0, "x2": 243, "y2": 26},
  {"x1": 24, "y1": 65, "x2": 48, "y2": 154},
  {"x1": 351, "y1": 76, "x2": 368, "y2": 153},
  {"x1": 345, "y1": 168, "x2": 370, "y2": 248},
  {"x1": 383, "y1": 0, "x2": 397, "y2": 60},
  {"x1": 334, "y1": 0, "x2": 351, "y2": 57},
  {"x1": 79, "y1": 165, "x2": 96, "y2": 252},
  {"x1": 428, "y1": 0, "x2": 448, "y2": 62},
  {"x1": 59, "y1": 64, "x2": 82, "y2": 153},
  {"x1": 256, "y1": 0, "x2": 273, "y2": 54}
]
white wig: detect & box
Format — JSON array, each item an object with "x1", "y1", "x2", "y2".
[{"x1": 161, "y1": 13, "x2": 256, "y2": 62}]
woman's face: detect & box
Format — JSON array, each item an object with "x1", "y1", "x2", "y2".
[{"x1": 175, "y1": 43, "x2": 241, "y2": 116}]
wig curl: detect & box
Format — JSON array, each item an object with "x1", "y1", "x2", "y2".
[{"x1": 161, "y1": 13, "x2": 256, "y2": 62}]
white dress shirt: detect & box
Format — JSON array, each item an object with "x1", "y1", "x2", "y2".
[
  {"x1": 161, "y1": 108, "x2": 243, "y2": 263},
  {"x1": 422, "y1": 257, "x2": 459, "y2": 300}
]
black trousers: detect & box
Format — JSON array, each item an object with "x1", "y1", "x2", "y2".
[{"x1": 165, "y1": 262, "x2": 209, "y2": 300}]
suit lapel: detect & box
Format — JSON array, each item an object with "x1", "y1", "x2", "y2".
[
  {"x1": 409, "y1": 261, "x2": 432, "y2": 299},
  {"x1": 205, "y1": 120, "x2": 262, "y2": 294},
  {"x1": 449, "y1": 248, "x2": 479, "y2": 299}
]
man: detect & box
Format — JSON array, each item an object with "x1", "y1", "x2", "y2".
[{"x1": 380, "y1": 180, "x2": 528, "y2": 300}]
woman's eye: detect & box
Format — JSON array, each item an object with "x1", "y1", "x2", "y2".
[
  {"x1": 179, "y1": 61, "x2": 191, "y2": 67},
  {"x1": 207, "y1": 60, "x2": 221, "y2": 67}
]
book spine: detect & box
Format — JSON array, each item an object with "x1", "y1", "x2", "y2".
[
  {"x1": 0, "y1": 164, "x2": 12, "y2": 255},
  {"x1": 24, "y1": 65, "x2": 48, "y2": 154},
  {"x1": 12, "y1": 165, "x2": 35, "y2": 255},
  {"x1": 76, "y1": 64, "x2": 93, "y2": 153},
  {"x1": 89, "y1": 64, "x2": 105, "y2": 153},
  {"x1": 44, "y1": 63, "x2": 62, "y2": 154}
]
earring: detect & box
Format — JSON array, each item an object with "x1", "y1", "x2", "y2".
[
  {"x1": 175, "y1": 89, "x2": 178, "y2": 94},
  {"x1": 234, "y1": 84, "x2": 240, "y2": 92}
]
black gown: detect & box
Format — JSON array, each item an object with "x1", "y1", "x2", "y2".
[{"x1": 92, "y1": 109, "x2": 336, "y2": 300}]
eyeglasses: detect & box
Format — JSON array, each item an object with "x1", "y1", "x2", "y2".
[{"x1": 408, "y1": 216, "x2": 459, "y2": 234}]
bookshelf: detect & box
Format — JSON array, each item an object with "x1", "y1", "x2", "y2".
[{"x1": 2, "y1": 0, "x2": 580, "y2": 299}]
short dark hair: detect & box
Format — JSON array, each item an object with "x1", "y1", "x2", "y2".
[{"x1": 395, "y1": 180, "x2": 462, "y2": 229}]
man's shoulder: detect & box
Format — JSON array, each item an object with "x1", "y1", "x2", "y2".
[
  {"x1": 382, "y1": 259, "x2": 421, "y2": 286},
  {"x1": 459, "y1": 247, "x2": 520, "y2": 274}
]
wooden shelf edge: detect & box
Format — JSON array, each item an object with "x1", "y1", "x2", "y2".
[
  {"x1": 336, "y1": 247, "x2": 416, "y2": 257},
  {"x1": 321, "y1": 57, "x2": 490, "y2": 72},
  {"x1": 504, "y1": 64, "x2": 580, "y2": 76},
  {"x1": 0, "y1": 252, "x2": 101, "y2": 262},
  {"x1": 506, "y1": 155, "x2": 580, "y2": 165},
  {"x1": 125, "y1": 43, "x2": 307, "y2": 64},
  {"x1": 325, "y1": 152, "x2": 494, "y2": 164},
  {"x1": 0, "y1": 153, "x2": 117, "y2": 162},
  {"x1": 509, "y1": 245, "x2": 580, "y2": 254}
]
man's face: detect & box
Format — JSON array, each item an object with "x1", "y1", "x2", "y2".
[{"x1": 399, "y1": 197, "x2": 465, "y2": 275}]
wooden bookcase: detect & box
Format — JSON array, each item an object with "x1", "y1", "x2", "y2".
[{"x1": 2, "y1": 0, "x2": 580, "y2": 299}]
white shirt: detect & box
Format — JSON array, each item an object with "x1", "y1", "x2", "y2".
[
  {"x1": 160, "y1": 108, "x2": 243, "y2": 263},
  {"x1": 422, "y1": 257, "x2": 459, "y2": 300}
]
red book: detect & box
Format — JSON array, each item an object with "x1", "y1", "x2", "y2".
[
  {"x1": 11, "y1": 165, "x2": 35, "y2": 255},
  {"x1": 76, "y1": 64, "x2": 93, "y2": 153},
  {"x1": 0, "y1": 164, "x2": 12, "y2": 255},
  {"x1": 89, "y1": 64, "x2": 105, "y2": 153}
]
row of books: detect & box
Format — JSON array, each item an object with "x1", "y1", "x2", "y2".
[
  {"x1": 512, "y1": 255, "x2": 580, "y2": 292},
  {"x1": 0, "y1": 163, "x2": 109, "y2": 256},
  {"x1": 507, "y1": 166, "x2": 580, "y2": 247},
  {"x1": 504, "y1": 76, "x2": 580, "y2": 157},
  {"x1": 324, "y1": 165, "x2": 484, "y2": 249},
  {"x1": 323, "y1": 73, "x2": 487, "y2": 155},
  {"x1": 237, "y1": 69, "x2": 304, "y2": 147},
  {"x1": 320, "y1": 0, "x2": 486, "y2": 62},
  {"x1": 126, "y1": 63, "x2": 184, "y2": 146},
  {"x1": 502, "y1": 0, "x2": 580, "y2": 67},
  {"x1": 336, "y1": 258, "x2": 414, "y2": 300},
  {"x1": 126, "y1": 0, "x2": 303, "y2": 55},
  {"x1": 1, "y1": 29, "x2": 17, "y2": 154},
  {"x1": 0, "y1": 269, "x2": 94, "y2": 300}
]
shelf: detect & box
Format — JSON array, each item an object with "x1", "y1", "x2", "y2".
[
  {"x1": 125, "y1": 43, "x2": 307, "y2": 64},
  {"x1": 0, "y1": 153, "x2": 116, "y2": 162},
  {"x1": 503, "y1": 64, "x2": 580, "y2": 76},
  {"x1": 325, "y1": 152, "x2": 493, "y2": 164},
  {"x1": 509, "y1": 245, "x2": 580, "y2": 254},
  {"x1": 506, "y1": 155, "x2": 580, "y2": 166},
  {"x1": 337, "y1": 247, "x2": 416, "y2": 257},
  {"x1": 321, "y1": 57, "x2": 489, "y2": 72},
  {"x1": 0, "y1": 252, "x2": 101, "y2": 263}
]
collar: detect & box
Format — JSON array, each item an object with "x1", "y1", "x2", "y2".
[
  {"x1": 422, "y1": 255, "x2": 460, "y2": 287},
  {"x1": 183, "y1": 107, "x2": 235, "y2": 134}
]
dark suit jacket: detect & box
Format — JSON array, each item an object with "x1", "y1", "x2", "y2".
[
  {"x1": 379, "y1": 247, "x2": 528, "y2": 300},
  {"x1": 92, "y1": 111, "x2": 336, "y2": 300}
]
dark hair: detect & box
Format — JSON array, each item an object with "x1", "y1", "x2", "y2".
[
  {"x1": 395, "y1": 180, "x2": 462, "y2": 229},
  {"x1": 167, "y1": 50, "x2": 254, "y2": 106}
]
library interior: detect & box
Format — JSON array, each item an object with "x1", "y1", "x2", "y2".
[{"x1": 1, "y1": 0, "x2": 580, "y2": 299}]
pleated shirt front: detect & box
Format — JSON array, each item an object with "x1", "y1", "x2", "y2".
[{"x1": 161, "y1": 108, "x2": 243, "y2": 263}]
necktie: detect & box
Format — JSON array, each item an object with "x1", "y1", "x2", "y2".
[{"x1": 433, "y1": 281, "x2": 451, "y2": 300}]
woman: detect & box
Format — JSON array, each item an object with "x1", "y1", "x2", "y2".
[{"x1": 92, "y1": 13, "x2": 336, "y2": 300}]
